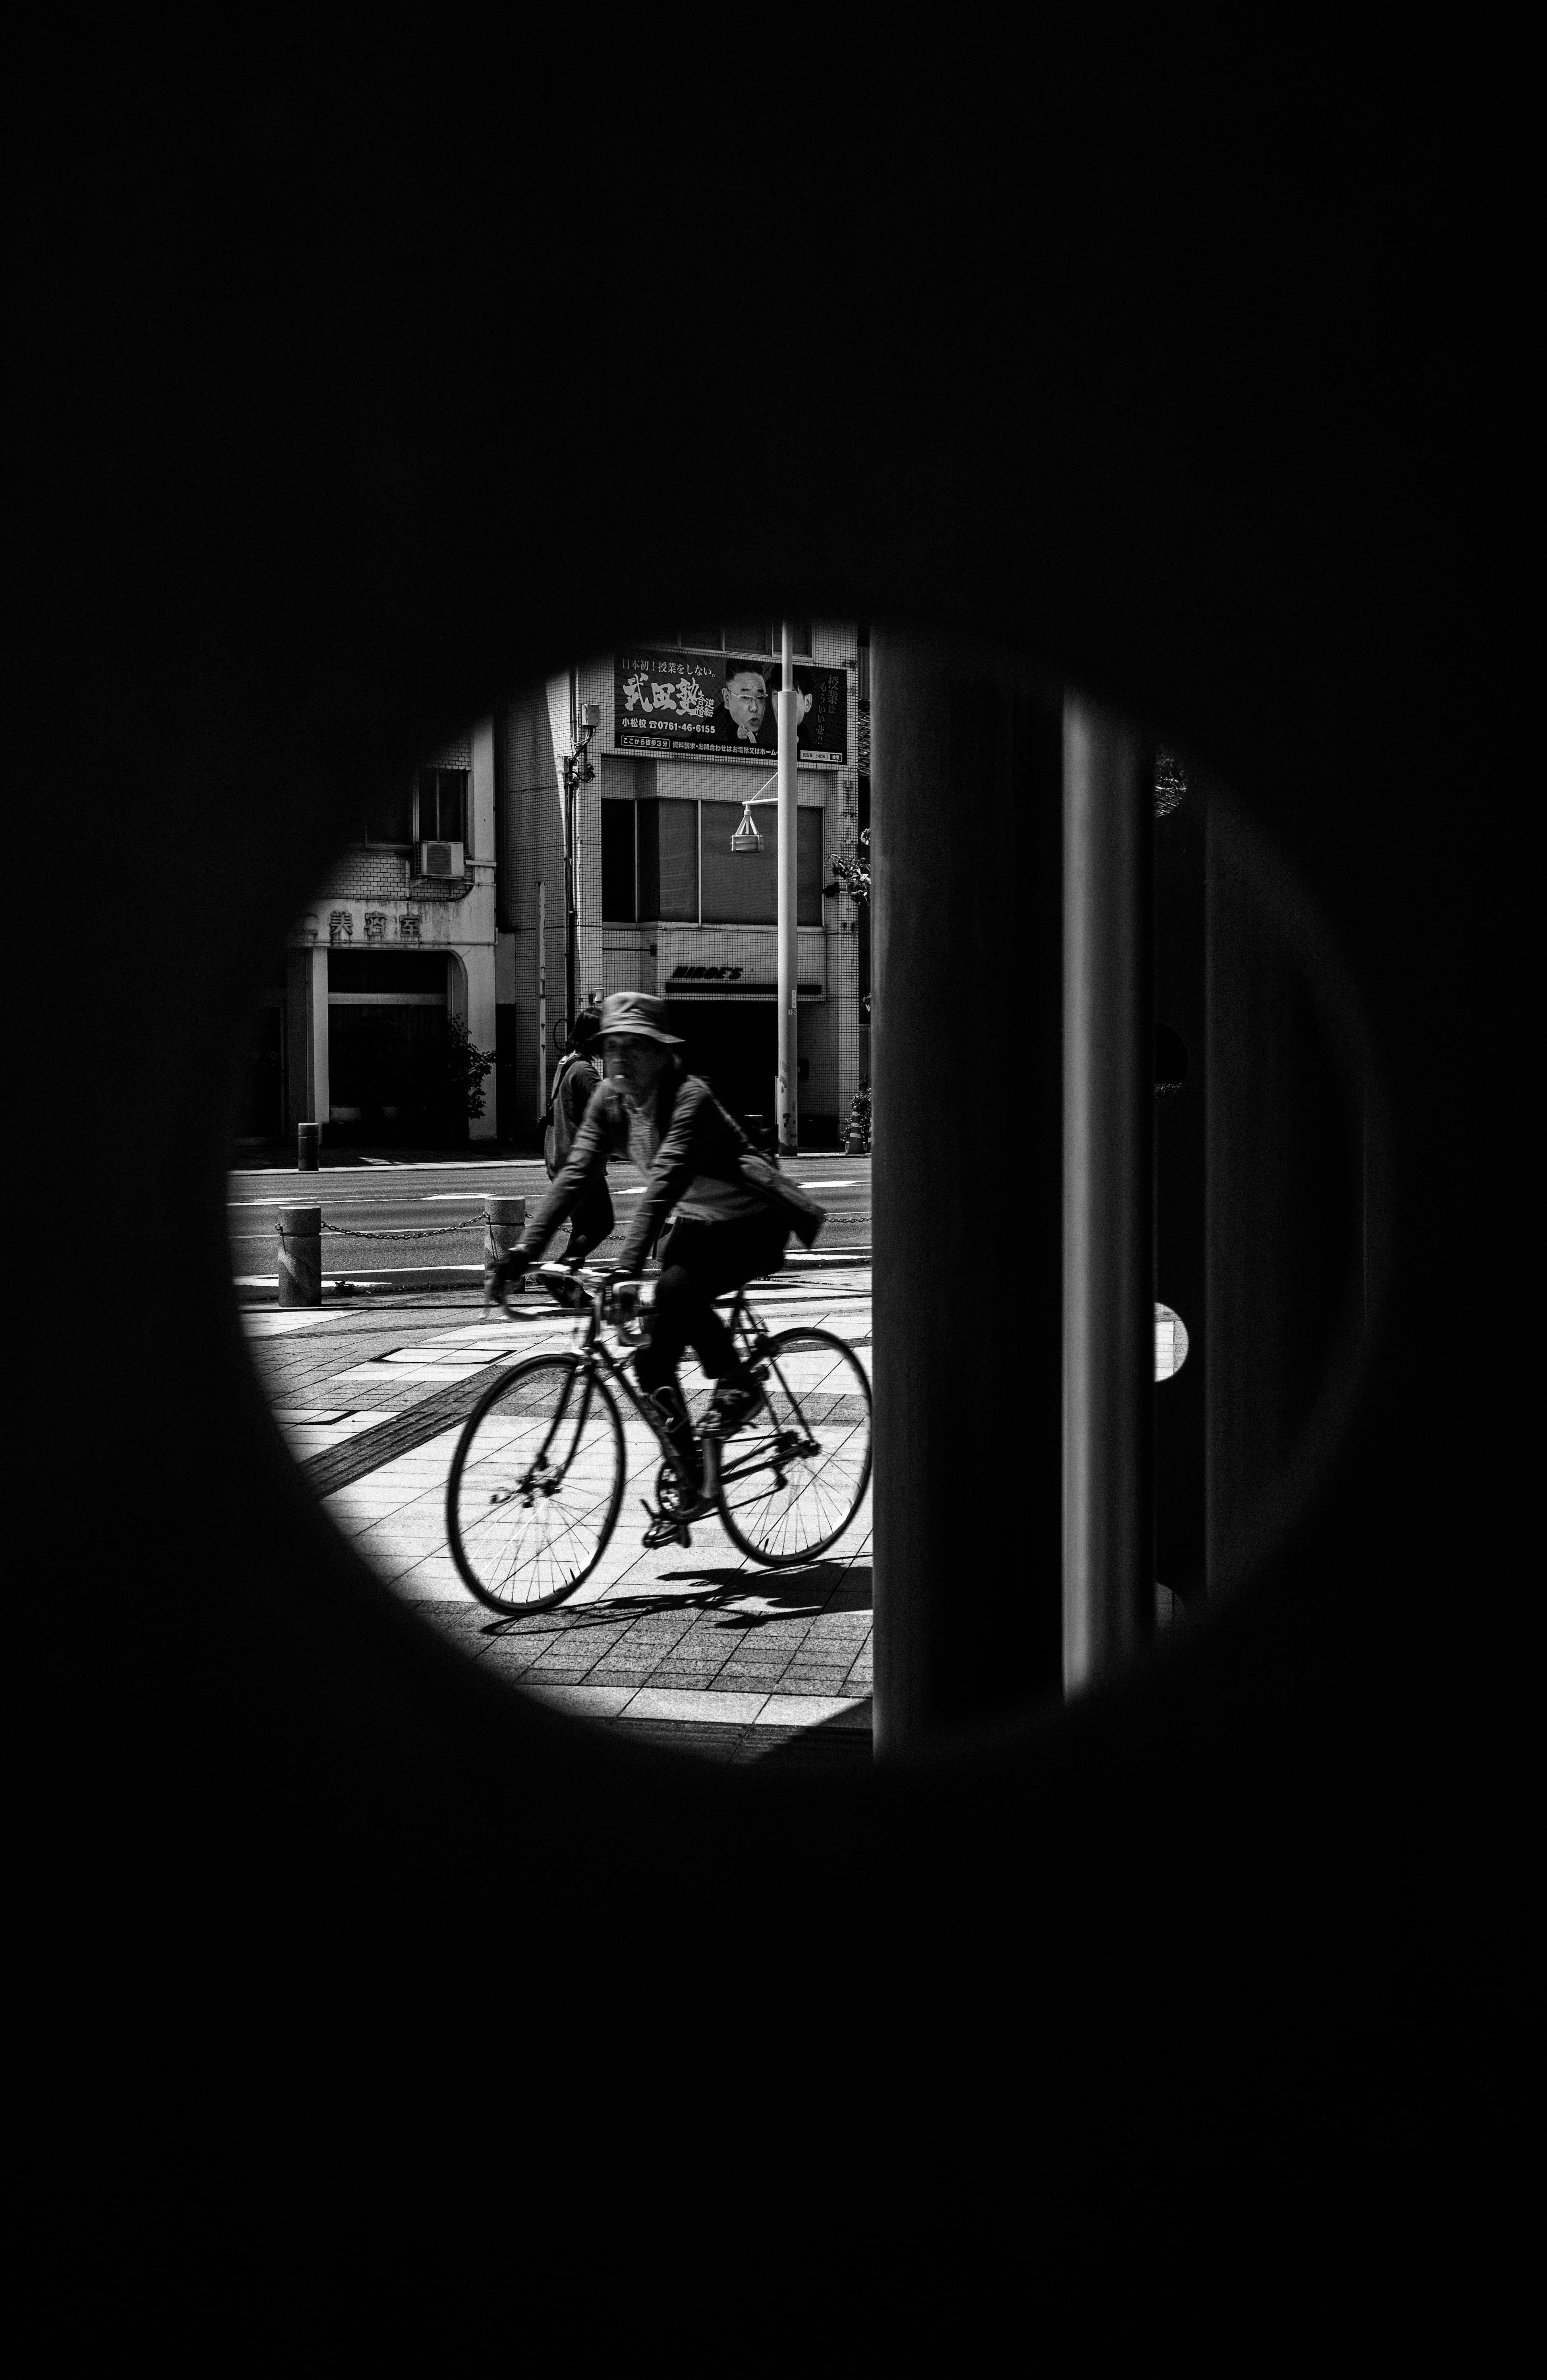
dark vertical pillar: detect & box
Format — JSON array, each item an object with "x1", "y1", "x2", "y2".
[
  {"x1": 1153, "y1": 779, "x2": 1207, "y2": 1602},
  {"x1": 1204, "y1": 804, "x2": 1362, "y2": 1593},
  {"x1": 1062, "y1": 701, "x2": 1153, "y2": 1692},
  {"x1": 871, "y1": 632, "x2": 1062, "y2": 1758}
]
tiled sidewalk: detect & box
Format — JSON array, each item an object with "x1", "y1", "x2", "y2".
[{"x1": 245, "y1": 1273, "x2": 875, "y2": 1765}]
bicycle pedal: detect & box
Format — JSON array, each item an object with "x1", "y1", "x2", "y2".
[{"x1": 641, "y1": 1501, "x2": 692, "y2": 1551}]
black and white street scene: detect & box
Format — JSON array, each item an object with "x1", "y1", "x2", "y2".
[
  {"x1": 233, "y1": 622, "x2": 879, "y2": 1769},
  {"x1": 225, "y1": 619, "x2": 1300, "y2": 1772}
]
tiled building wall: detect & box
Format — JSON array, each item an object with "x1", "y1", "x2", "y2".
[
  {"x1": 429, "y1": 728, "x2": 473, "y2": 771},
  {"x1": 312, "y1": 849, "x2": 414, "y2": 901}
]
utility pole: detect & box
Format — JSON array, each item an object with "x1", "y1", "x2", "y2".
[
  {"x1": 560, "y1": 699, "x2": 601, "y2": 1043},
  {"x1": 563, "y1": 745, "x2": 579, "y2": 1037},
  {"x1": 776, "y1": 621, "x2": 799, "y2": 1154}
]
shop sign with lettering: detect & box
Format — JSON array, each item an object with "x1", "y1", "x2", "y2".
[{"x1": 614, "y1": 650, "x2": 848, "y2": 764}]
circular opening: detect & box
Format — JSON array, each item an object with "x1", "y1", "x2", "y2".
[{"x1": 227, "y1": 625, "x2": 1383, "y2": 1771}]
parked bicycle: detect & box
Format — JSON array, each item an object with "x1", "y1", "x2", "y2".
[{"x1": 445, "y1": 1262, "x2": 872, "y2": 1616}]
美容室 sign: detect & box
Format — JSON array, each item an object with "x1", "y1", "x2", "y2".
[{"x1": 614, "y1": 650, "x2": 849, "y2": 764}]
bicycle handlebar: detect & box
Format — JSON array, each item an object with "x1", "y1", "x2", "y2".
[{"x1": 535, "y1": 1262, "x2": 654, "y2": 1334}]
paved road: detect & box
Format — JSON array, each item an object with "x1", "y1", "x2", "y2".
[
  {"x1": 243, "y1": 1268, "x2": 876, "y2": 1769},
  {"x1": 228, "y1": 1151, "x2": 872, "y2": 1282}
]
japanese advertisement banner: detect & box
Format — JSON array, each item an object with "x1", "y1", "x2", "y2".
[{"x1": 614, "y1": 650, "x2": 849, "y2": 765}]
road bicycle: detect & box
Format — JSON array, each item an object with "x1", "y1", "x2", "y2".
[{"x1": 444, "y1": 1261, "x2": 872, "y2": 1616}]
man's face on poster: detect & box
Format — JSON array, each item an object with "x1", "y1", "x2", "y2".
[{"x1": 723, "y1": 669, "x2": 769, "y2": 737}]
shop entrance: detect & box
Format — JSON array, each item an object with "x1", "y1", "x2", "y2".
[
  {"x1": 669, "y1": 1000, "x2": 778, "y2": 1145},
  {"x1": 667, "y1": 999, "x2": 831, "y2": 1149},
  {"x1": 327, "y1": 950, "x2": 458, "y2": 1145}
]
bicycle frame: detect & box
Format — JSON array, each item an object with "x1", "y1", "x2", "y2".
[{"x1": 523, "y1": 1279, "x2": 818, "y2": 1502}]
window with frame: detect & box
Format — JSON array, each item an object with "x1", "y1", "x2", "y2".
[
  {"x1": 417, "y1": 768, "x2": 467, "y2": 844},
  {"x1": 637, "y1": 799, "x2": 699, "y2": 921},
  {"x1": 699, "y1": 803, "x2": 823, "y2": 925},
  {"x1": 677, "y1": 624, "x2": 813, "y2": 658}
]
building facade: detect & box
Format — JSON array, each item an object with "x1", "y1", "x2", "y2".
[
  {"x1": 239, "y1": 625, "x2": 864, "y2": 1153},
  {"x1": 239, "y1": 724, "x2": 500, "y2": 1150},
  {"x1": 495, "y1": 622, "x2": 867, "y2": 1151}
]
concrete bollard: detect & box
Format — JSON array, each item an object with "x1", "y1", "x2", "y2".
[
  {"x1": 484, "y1": 1197, "x2": 527, "y2": 1291},
  {"x1": 277, "y1": 1203, "x2": 322, "y2": 1307},
  {"x1": 297, "y1": 1122, "x2": 320, "y2": 1171}
]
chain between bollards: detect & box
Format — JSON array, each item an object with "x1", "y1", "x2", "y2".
[{"x1": 273, "y1": 1197, "x2": 527, "y2": 1304}]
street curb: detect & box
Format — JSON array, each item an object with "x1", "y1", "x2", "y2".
[{"x1": 235, "y1": 1248, "x2": 872, "y2": 1304}]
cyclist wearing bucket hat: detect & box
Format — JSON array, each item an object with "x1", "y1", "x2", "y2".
[{"x1": 489, "y1": 989, "x2": 826, "y2": 1498}]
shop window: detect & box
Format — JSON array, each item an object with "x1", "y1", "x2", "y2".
[
  {"x1": 679, "y1": 627, "x2": 721, "y2": 652},
  {"x1": 701, "y1": 799, "x2": 774, "y2": 923},
  {"x1": 417, "y1": 768, "x2": 467, "y2": 843},
  {"x1": 699, "y1": 804, "x2": 823, "y2": 925},
  {"x1": 723, "y1": 622, "x2": 772, "y2": 656},
  {"x1": 364, "y1": 782, "x2": 414, "y2": 845},
  {"x1": 638, "y1": 799, "x2": 699, "y2": 921},
  {"x1": 601, "y1": 801, "x2": 637, "y2": 923}
]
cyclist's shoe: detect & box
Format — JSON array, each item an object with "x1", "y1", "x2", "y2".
[
  {"x1": 641, "y1": 1498, "x2": 713, "y2": 1550},
  {"x1": 646, "y1": 1383, "x2": 702, "y2": 1496},
  {"x1": 707, "y1": 1369, "x2": 762, "y2": 1438}
]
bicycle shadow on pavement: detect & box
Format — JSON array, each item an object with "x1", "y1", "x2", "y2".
[
  {"x1": 653, "y1": 1560, "x2": 871, "y2": 1626},
  {"x1": 475, "y1": 1560, "x2": 872, "y2": 1637}
]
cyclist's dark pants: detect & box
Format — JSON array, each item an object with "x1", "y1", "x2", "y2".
[
  {"x1": 634, "y1": 1214, "x2": 790, "y2": 1396},
  {"x1": 559, "y1": 1176, "x2": 614, "y2": 1266}
]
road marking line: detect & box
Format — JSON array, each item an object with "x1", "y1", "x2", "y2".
[{"x1": 229, "y1": 1158, "x2": 551, "y2": 1179}]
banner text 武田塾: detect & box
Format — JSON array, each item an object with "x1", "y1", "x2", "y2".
[{"x1": 614, "y1": 650, "x2": 848, "y2": 765}]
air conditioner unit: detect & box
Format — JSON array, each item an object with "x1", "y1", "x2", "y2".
[{"x1": 417, "y1": 840, "x2": 464, "y2": 879}]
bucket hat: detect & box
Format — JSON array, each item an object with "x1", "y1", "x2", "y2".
[{"x1": 598, "y1": 990, "x2": 684, "y2": 1046}]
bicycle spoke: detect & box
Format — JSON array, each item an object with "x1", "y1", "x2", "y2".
[
  {"x1": 446, "y1": 1356, "x2": 625, "y2": 1612},
  {"x1": 713, "y1": 1330, "x2": 871, "y2": 1568}
]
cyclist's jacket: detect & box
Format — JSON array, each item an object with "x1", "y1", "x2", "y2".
[{"x1": 516, "y1": 1070, "x2": 826, "y2": 1275}]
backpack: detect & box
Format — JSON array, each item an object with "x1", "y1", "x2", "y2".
[{"x1": 541, "y1": 1052, "x2": 596, "y2": 1178}]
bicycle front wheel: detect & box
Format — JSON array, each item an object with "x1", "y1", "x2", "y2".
[
  {"x1": 713, "y1": 1329, "x2": 872, "y2": 1568},
  {"x1": 446, "y1": 1355, "x2": 625, "y2": 1614}
]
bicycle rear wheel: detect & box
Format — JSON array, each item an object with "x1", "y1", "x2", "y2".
[
  {"x1": 446, "y1": 1354, "x2": 625, "y2": 1614},
  {"x1": 713, "y1": 1328, "x2": 872, "y2": 1567}
]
